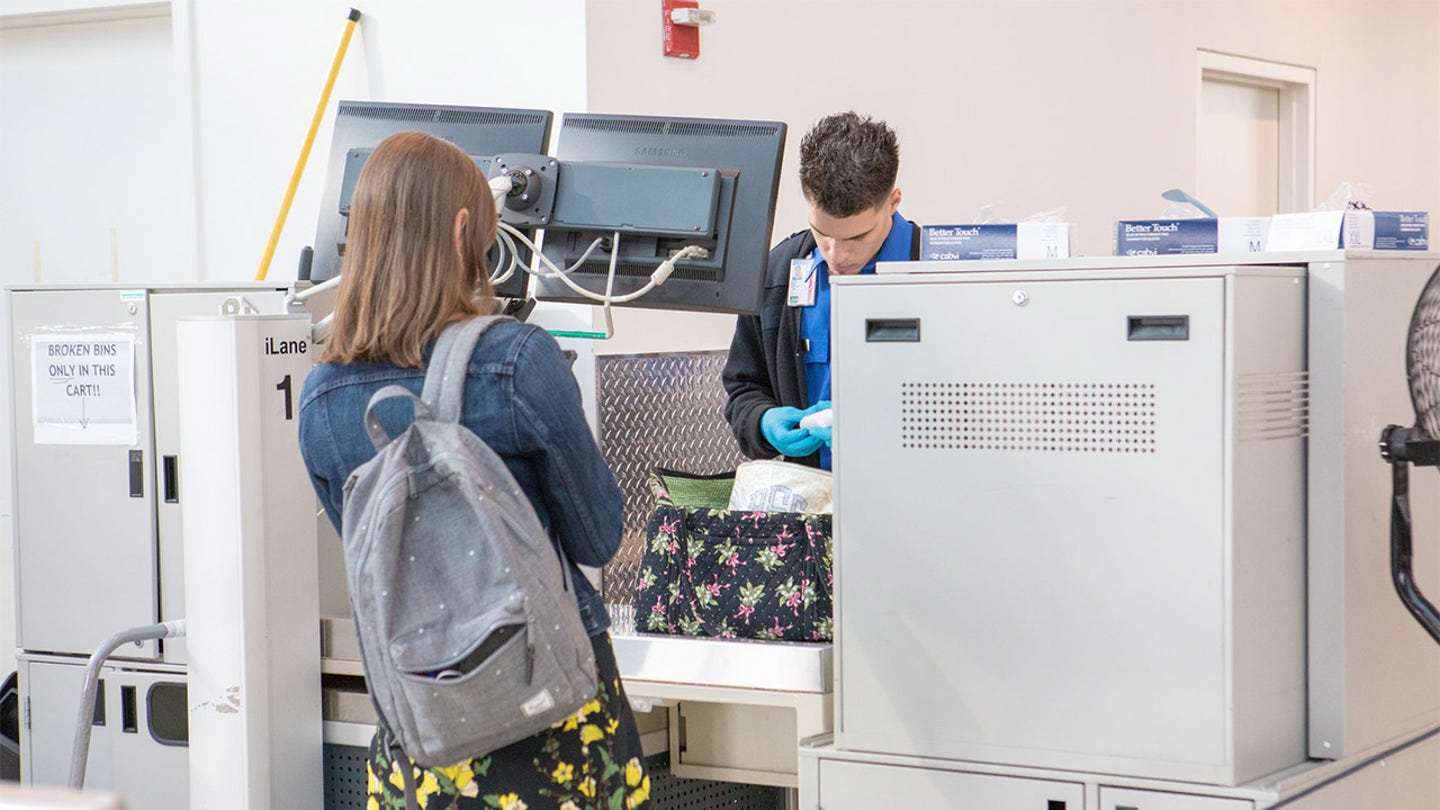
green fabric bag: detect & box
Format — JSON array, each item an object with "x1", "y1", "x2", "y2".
[{"x1": 652, "y1": 467, "x2": 734, "y2": 510}]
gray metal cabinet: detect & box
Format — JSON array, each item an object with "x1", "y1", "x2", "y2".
[
  {"x1": 831, "y1": 267, "x2": 1308, "y2": 785},
  {"x1": 1100, "y1": 787, "x2": 1253, "y2": 810},
  {"x1": 146, "y1": 291, "x2": 288, "y2": 664},
  {"x1": 20, "y1": 656, "x2": 113, "y2": 789},
  {"x1": 9, "y1": 285, "x2": 289, "y2": 664},
  {"x1": 805, "y1": 253, "x2": 1440, "y2": 809},
  {"x1": 104, "y1": 667, "x2": 188, "y2": 810},
  {"x1": 816, "y1": 759, "x2": 1084, "y2": 809},
  {"x1": 10, "y1": 285, "x2": 291, "y2": 799},
  {"x1": 11, "y1": 289, "x2": 160, "y2": 659},
  {"x1": 20, "y1": 655, "x2": 188, "y2": 805}
]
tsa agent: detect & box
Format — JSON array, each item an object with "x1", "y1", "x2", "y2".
[{"x1": 723, "y1": 111, "x2": 920, "y2": 470}]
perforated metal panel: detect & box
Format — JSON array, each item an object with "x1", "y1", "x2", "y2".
[
  {"x1": 323, "y1": 743, "x2": 369, "y2": 810},
  {"x1": 899, "y1": 381, "x2": 1158, "y2": 453},
  {"x1": 647, "y1": 754, "x2": 786, "y2": 809},
  {"x1": 321, "y1": 747, "x2": 784, "y2": 809},
  {"x1": 596, "y1": 352, "x2": 746, "y2": 605}
]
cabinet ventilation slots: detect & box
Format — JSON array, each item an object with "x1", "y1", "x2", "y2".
[
  {"x1": 900, "y1": 381, "x2": 1158, "y2": 453},
  {"x1": 1236, "y1": 371, "x2": 1309, "y2": 441}
]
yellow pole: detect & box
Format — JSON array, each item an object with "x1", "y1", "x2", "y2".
[{"x1": 255, "y1": 8, "x2": 362, "y2": 281}]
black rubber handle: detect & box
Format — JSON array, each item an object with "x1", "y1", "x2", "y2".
[{"x1": 1388, "y1": 458, "x2": 1440, "y2": 645}]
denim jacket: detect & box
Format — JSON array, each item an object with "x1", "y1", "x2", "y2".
[{"x1": 297, "y1": 319, "x2": 620, "y2": 636}]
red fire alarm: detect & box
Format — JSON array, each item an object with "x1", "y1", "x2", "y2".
[{"x1": 662, "y1": 0, "x2": 709, "y2": 59}]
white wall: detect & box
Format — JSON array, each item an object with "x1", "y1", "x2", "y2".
[
  {"x1": 183, "y1": 0, "x2": 589, "y2": 283},
  {"x1": 0, "y1": 11, "x2": 186, "y2": 286},
  {"x1": 0, "y1": 0, "x2": 593, "y2": 296},
  {"x1": 585, "y1": 0, "x2": 1440, "y2": 352}
]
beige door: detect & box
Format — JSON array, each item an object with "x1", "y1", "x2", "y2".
[{"x1": 1198, "y1": 78, "x2": 1281, "y2": 217}]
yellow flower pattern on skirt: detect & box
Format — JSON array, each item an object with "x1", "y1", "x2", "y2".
[{"x1": 365, "y1": 632, "x2": 650, "y2": 810}]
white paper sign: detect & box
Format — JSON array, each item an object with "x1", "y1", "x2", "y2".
[{"x1": 31, "y1": 333, "x2": 138, "y2": 445}]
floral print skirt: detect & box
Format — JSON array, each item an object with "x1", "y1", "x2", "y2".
[{"x1": 366, "y1": 631, "x2": 651, "y2": 810}]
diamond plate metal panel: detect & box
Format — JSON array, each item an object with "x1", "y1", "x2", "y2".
[{"x1": 597, "y1": 351, "x2": 747, "y2": 617}]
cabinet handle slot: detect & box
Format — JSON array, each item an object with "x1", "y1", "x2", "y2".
[
  {"x1": 91, "y1": 679, "x2": 105, "y2": 726},
  {"x1": 1127, "y1": 315, "x2": 1189, "y2": 341},
  {"x1": 128, "y1": 451, "x2": 144, "y2": 498},
  {"x1": 865, "y1": 318, "x2": 921, "y2": 342},
  {"x1": 120, "y1": 685, "x2": 137, "y2": 733},
  {"x1": 162, "y1": 455, "x2": 179, "y2": 503}
]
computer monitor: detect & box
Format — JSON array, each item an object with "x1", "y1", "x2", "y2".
[
  {"x1": 532, "y1": 113, "x2": 786, "y2": 315},
  {"x1": 309, "y1": 100, "x2": 553, "y2": 299}
]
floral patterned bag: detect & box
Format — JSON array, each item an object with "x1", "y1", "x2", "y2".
[{"x1": 632, "y1": 469, "x2": 833, "y2": 642}]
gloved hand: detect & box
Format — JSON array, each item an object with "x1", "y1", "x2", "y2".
[
  {"x1": 760, "y1": 406, "x2": 824, "y2": 458},
  {"x1": 808, "y1": 425, "x2": 833, "y2": 447}
]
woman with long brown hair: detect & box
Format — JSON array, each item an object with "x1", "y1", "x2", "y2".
[{"x1": 298, "y1": 130, "x2": 650, "y2": 809}]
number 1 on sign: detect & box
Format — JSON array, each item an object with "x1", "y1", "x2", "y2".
[{"x1": 276, "y1": 374, "x2": 293, "y2": 420}]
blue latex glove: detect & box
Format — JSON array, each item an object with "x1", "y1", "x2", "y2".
[
  {"x1": 760, "y1": 406, "x2": 824, "y2": 457},
  {"x1": 801, "y1": 400, "x2": 831, "y2": 417}
]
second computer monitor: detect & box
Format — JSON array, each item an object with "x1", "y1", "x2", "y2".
[{"x1": 534, "y1": 113, "x2": 786, "y2": 315}]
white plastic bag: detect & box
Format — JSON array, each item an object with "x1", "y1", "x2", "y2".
[{"x1": 727, "y1": 459, "x2": 833, "y2": 514}]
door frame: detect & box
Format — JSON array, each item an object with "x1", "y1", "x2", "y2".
[{"x1": 1197, "y1": 50, "x2": 1317, "y2": 213}]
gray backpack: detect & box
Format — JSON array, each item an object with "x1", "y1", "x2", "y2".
[{"x1": 341, "y1": 316, "x2": 597, "y2": 770}]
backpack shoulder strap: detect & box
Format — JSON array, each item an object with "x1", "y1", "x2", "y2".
[
  {"x1": 378, "y1": 725, "x2": 421, "y2": 810},
  {"x1": 363, "y1": 385, "x2": 429, "y2": 451},
  {"x1": 421, "y1": 315, "x2": 510, "y2": 424}
]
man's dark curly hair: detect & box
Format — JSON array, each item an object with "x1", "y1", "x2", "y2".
[{"x1": 798, "y1": 111, "x2": 900, "y2": 218}]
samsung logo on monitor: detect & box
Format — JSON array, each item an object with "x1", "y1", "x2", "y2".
[{"x1": 635, "y1": 146, "x2": 688, "y2": 159}]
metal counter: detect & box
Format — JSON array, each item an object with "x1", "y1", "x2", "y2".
[
  {"x1": 320, "y1": 618, "x2": 833, "y2": 788},
  {"x1": 322, "y1": 618, "x2": 831, "y2": 694},
  {"x1": 611, "y1": 632, "x2": 831, "y2": 694}
]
